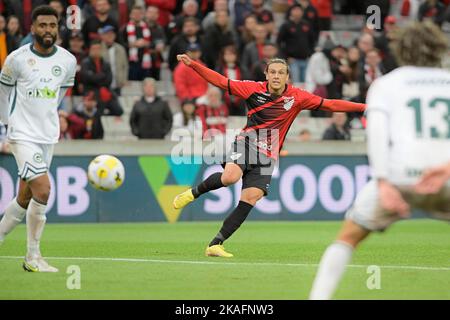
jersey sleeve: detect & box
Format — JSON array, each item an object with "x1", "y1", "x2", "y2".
[
  {"x1": 366, "y1": 78, "x2": 390, "y2": 115},
  {"x1": 0, "y1": 54, "x2": 18, "y2": 124},
  {"x1": 0, "y1": 54, "x2": 19, "y2": 87},
  {"x1": 228, "y1": 80, "x2": 260, "y2": 100},
  {"x1": 296, "y1": 88, "x2": 323, "y2": 110},
  {"x1": 61, "y1": 55, "x2": 77, "y2": 88}
]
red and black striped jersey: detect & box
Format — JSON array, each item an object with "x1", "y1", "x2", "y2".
[{"x1": 228, "y1": 79, "x2": 323, "y2": 159}]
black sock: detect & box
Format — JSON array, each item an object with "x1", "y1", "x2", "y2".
[
  {"x1": 209, "y1": 201, "x2": 254, "y2": 246},
  {"x1": 192, "y1": 172, "x2": 224, "y2": 198}
]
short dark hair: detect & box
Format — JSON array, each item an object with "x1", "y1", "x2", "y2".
[{"x1": 32, "y1": 5, "x2": 59, "y2": 23}]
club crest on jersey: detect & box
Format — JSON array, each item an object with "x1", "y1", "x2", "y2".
[
  {"x1": 283, "y1": 97, "x2": 294, "y2": 111},
  {"x1": 27, "y1": 58, "x2": 36, "y2": 66},
  {"x1": 51, "y1": 65, "x2": 62, "y2": 76}
]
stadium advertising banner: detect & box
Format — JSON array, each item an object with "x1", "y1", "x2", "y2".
[{"x1": 0, "y1": 155, "x2": 370, "y2": 223}]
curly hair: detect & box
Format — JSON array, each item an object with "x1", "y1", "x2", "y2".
[{"x1": 390, "y1": 21, "x2": 449, "y2": 68}]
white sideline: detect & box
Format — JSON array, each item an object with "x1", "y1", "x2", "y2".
[{"x1": 0, "y1": 255, "x2": 449, "y2": 271}]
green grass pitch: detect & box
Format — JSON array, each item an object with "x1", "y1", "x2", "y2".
[{"x1": 0, "y1": 219, "x2": 448, "y2": 299}]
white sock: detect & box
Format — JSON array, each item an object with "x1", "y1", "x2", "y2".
[
  {"x1": 309, "y1": 241, "x2": 354, "y2": 300},
  {"x1": 26, "y1": 199, "x2": 47, "y2": 259},
  {"x1": 0, "y1": 198, "x2": 27, "y2": 242}
]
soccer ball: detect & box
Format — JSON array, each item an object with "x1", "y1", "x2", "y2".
[{"x1": 87, "y1": 155, "x2": 125, "y2": 191}]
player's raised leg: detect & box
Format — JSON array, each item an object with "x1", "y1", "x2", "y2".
[
  {"x1": 309, "y1": 220, "x2": 370, "y2": 300},
  {"x1": 22, "y1": 173, "x2": 58, "y2": 273},
  {"x1": 173, "y1": 162, "x2": 243, "y2": 209},
  {"x1": 0, "y1": 181, "x2": 31, "y2": 244},
  {"x1": 205, "y1": 187, "x2": 264, "y2": 258}
]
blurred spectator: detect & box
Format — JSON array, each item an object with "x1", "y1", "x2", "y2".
[
  {"x1": 195, "y1": 86, "x2": 229, "y2": 139},
  {"x1": 49, "y1": 0, "x2": 70, "y2": 48},
  {"x1": 202, "y1": 0, "x2": 229, "y2": 30},
  {"x1": 277, "y1": 4, "x2": 315, "y2": 83},
  {"x1": 232, "y1": 0, "x2": 253, "y2": 34},
  {"x1": 144, "y1": 0, "x2": 176, "y2": 29},
  {"x1": 296, "y1": 0, "x2": 319, "y2": 42},
  {"x1": 418, "y1": 0, "x2": 446, "y2": 26},
  {"x1": 100, "y1": 25, "x2": 128, "y2": 96},
  {"x1": 251, "y1": 42, "x2": 279, "y2": 81},
  {"x1": 145, "y1": 5, "x2": 167, "y2": 80},
  {"x1": 172, "y1": 99, "x2": 203, "y2": 140},
  {"x1": 3, "y1": 0, "x2": 47, "y2": 35},
  {"x1": 374, "y1": 16, "x2": 398, "y2": 73},
  {"x1": 120, "y1": 5, "x2": 152, "y2": 81},
  {"x1": 80, "y1": 40, "x2": 123, "y2": 116},
  {"x1": 202, "y1": 10, "x2": 235, "y2": 69},
  {"x1": 81, "y1": 0, "x2": 119, "y2": 47},
  {"x1": 326, "y1": 45, "x2": 348, "y2": 99},
  {"x1": 289, "y1": 128, "x2": 312, "y2": 142},
  {"x1": 0, "y1": 15, "x2": 14, "y2": 70},
  {"x1": 70, "y1": 91, "x2": 104, "y2": 140},
  {"x1": 298, "y1": 128, "x2": 312, "y2": 142},
  {"x1": 58, "y1": 110, "x2": 83, "y2": 140},
  {"x1": 216, "y1": 45, "x2": 246, "y2": 115},
  {"x1": 310, "y1": 0, "x2": 332, "y2": 31},
  {"x1": 357, "y1": 32, "x2": 375, "y2": 63},
  {"x1": 173, "y1": 42, "x2": 208, "y2": 101},
  {"x1": 358, "y1": 48, "x2": 384, "y2": 97},
  {"x1": 168, "y1": 17, "x2": 202, "y2": 71},
  {"x1": 241, "y1": 23, "x2": 268, "y2": 79},
  {"x1": 68, "y1": 31, "x2": 87, "y2": 96},
  {"x1": 168, "y1": 0, "x2": 202, "y2": 43},
  {"x1": 250, "y1": 0, "x2": 275, "y2": 37},
  {"x1": 341, "y1": 46, "x2": 361, "y2": 101},
  {"x1": 237, "y1": 13, "x2": 257, "y2": 54},
  {"x1": 130, "y1": 78, "x2": 173, "y2": 139},
  {"x1": 305, "y1": 46, "x2": 333, "y2": 98},
  {"x1": 322, "y1": 112, "x2": 351, "y2": 140},
  {"x1": 6, "y1": 15, "x2": 21, "y2": 50}
]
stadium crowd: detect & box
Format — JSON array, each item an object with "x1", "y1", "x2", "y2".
[{"x1": 0, "y1": 0, "x2": 450, "y2": 147}]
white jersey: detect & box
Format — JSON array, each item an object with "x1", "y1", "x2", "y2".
[
  {"x1": 367, "y1": 66, "x2": 450, "y2": 185},
  {"x1": 0, "y1": 44, "x2": 76, "y2": 144}
]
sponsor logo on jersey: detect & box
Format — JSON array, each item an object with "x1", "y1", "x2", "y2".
[
  {"x1": 26, "y1": 87, "x2": 57, "y2": 99},
  {"x1": 253, "y1": 138, "x2": 273, "y2": 151},
  {"x1": 33, "y1": 153, "x2": 43, "y2": 163},
  {"x1": 230, "y1": 152, "x2": 243, "y2": 161},
  {"x1": 283, "y1": 96, "x2": 294, "y2": 111},
  {"x1": 27, "y1": 58, "x2": 36, "y2": 66},
  {"x1": 52, "y1": 65, "x2": 62, "y2": 77}
]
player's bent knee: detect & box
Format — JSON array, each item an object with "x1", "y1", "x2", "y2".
[{"x1": 221, "y1": 173, "x2": 241, "y2": 186}]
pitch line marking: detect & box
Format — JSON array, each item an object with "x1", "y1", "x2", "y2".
[{"x1": 0, "y1": 256, "x2": 449, "y2": 271}]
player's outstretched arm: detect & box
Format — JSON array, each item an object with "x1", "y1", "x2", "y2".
[
  {"x1": 177, "y1": 54, "x2": 228, "y2": 91},
  {"x1": 320, "y1": 99, "x2": 366, "y2": 113}
]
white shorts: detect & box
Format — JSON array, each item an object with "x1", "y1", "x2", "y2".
[
  {"x1": 346, "y1": 180, "x2": 450, "y2": 231},
  {"x1": 9, "y1": 140, "x2": 54, "y2": 181}
]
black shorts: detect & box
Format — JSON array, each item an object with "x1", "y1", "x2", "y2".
[{"x1": 222, "y1": 139, "x2": 276, "y2": 196}]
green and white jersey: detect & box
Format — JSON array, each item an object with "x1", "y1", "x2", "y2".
[
  {"x1": 366, "y1": 66, "x2": 450, "y2": 185},
  {"x1": 0, "y1": 44, "x2": 76, "y2": 144}
]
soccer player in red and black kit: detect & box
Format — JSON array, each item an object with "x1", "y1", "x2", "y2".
[{"x1": 173, "y1": 53, "x2": 366, "y2": 258}]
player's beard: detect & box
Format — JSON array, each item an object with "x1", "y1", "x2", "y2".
[{"x1": 34, "y1": 32, "x2": 57, "y2": 49}]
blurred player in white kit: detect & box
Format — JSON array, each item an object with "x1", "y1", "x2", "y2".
[
  {"x1": 310, "y1": 21, "x2": 450, "y2": 299},
  {"x1": 0, "y1": 5, "x2": 76, "y2": 272}
]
